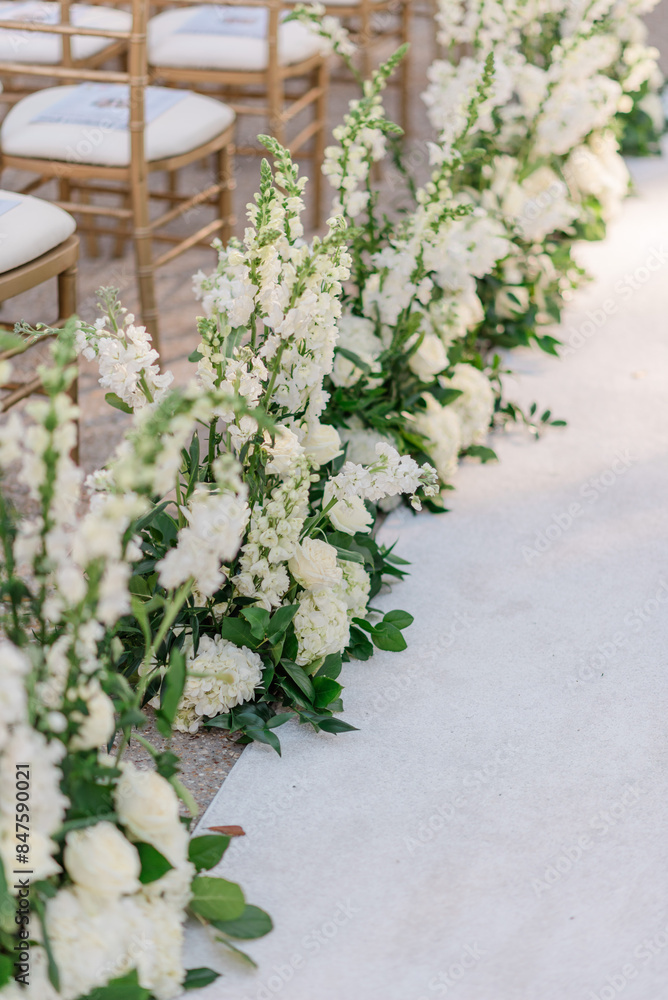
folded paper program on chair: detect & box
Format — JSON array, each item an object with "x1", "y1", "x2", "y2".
[
  {"x1": 176, "y1": 5, "x2": 275, "y2": 37},
  {"x1": 0, "y1": 199, "x2": 20, "y2": 219},
  {"x1": 30, "y1": 83, "x2": 189, "y2": 130}
]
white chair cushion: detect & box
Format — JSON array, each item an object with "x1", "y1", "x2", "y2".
[
  {"x1": 0, "y1": 84, "x2": 236, "y2": 167},
  {"x1": 148, "y1": 5, "x2": 326, "y2": 73},
  {"x1": 0, "y1": 189, "x2": 75, "y2": 273},
  {"x1": 0, "y1": 2, "x2": 132, "y2": 64}
]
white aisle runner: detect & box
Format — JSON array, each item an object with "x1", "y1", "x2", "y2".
[{"x1": 183, "y1": 157, "x2": 668, "y2": 1000}]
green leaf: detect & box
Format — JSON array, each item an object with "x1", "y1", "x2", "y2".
[
  {"x1": 312, "y1": 677, "x2": 343, "y2": 708},
  {"x1": 317, "y1": 718, "x2": 358, "y2": 735},
  {"x1": 214, "y1": 934, "x2": 257, "y2": 967},
  {"x1": 81, "y1": 969, "x2": 150, "y2": 1000},
  {"x1": 155, "y1": 646, "x2": 186, "y2": 738},
  {"x1": 281, "y1": 661, "x2": 315, "y2": 702},
  {"x1": 189, "y1": 876, "x2": 245, "y2": 922},
  {"x1": 188, "y1": 349, "x2": 204, "y2": 363},
  {"x1": 371, "y1": 621, "x2": 407, "y2": 652},
  {"x1": 212, "y1": 904, "x2": 273, "y2": 940},
  {"x1": 245, "y1": 726, "x2": 282, "y2": 755},
  {"x1": 0, "y1": 954, "x2": 12, "y2": 988},
  {"x1": 0, "y1": 330, "x2": 24, "y2": 352},
  {"x1": 266, "y1": 604, "x2": 299, "y2": 642},
  {"x1": 183, "y1": 968, "x2": 221, "y2": 990},
  {"x1": 383, "y1": 609, "x2": 414, "y2": 630},
  {"x1": 241, "y1": 606, "x2": 271, "y2": 640},
  {"x1": 315, "y1": 652, "x2": 342, "y2": 680},
  {"x1": 105, "y1": 392, "x2": 134, "y2": 414},
  {"x1": 137, "y1": 842, "x2": 174, "y2": 884},
  {"x1": 466, "y1": 445, "x2": 497, "y2": 464},
  {"x1": 220, "y1": 616, "x2": 260, "y2": 650},
  {"x1": 188, "y1": 834, "x2": 231, "y2": 873}
]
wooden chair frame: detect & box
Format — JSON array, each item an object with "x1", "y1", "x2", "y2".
[
  {"x1": 0, "y1": 0, "x2": 236, "y2": 349},
  {"x1": 0, "y1": 232, "x2": 80, "y2": 460},
  {"x1": 148, "y1": 0, "x2": 329, "y2": 227},
  {"x1": 0, "y1": 0, "x2": 130, "y2": 110}
]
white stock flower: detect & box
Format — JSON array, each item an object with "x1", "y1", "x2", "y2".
[
  {"x1": 157, "y1": 487, "x2": 249, "y2": 597},
  {"x1": 0, "y1": 725, "x2": 68, "y2": 885},
  {"x1": 64, "y1": 821, "x2": 141, "y2": 898},
  {"x1": 263, "y1": 425, "x2": 304, "y2": 477},
  {"x1": 331, "y1": 314, "x2": 384, "y2": 387},
  {"x1": 69, "y1": 683, "x2": 116, "y2": 751},
  {"x1": 335, "y1": 559, "x2": 371, "y2": 620}
]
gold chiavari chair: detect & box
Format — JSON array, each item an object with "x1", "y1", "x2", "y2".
[
  {"x1": 0, "y1": 0, "x2": 237, "y2": 350},
  {"x1": 0, "y1": 0, "x2": 132, "y2": 110},
  {"x1": 0, "y1": 188, "x2": 79, "y2": 458},
  {"x1": 147, "y1": 0, "x2": 329, "y2": 226}
]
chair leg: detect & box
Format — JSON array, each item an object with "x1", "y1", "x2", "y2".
[
  {"x1": 79, "y1": 186, "x2": 101, "y2": 258},
  {"x1": 130, "y1": 185, "x2": 160, "y2": 351},
  {"x1": 113, "y1": 191, "x2": 130, "y2": 258},
  {"x1": 312, "y1": 61, "x2": 328, "y2": 231},
  {"x1": 56, "y1": 258, "x2": 79, "y2": 462},
  {"x1": 57, "y1": 257, "x2": 77, "y2": 321},
  {"x1": 400, "y1": 0, "x2": 411, "y2": 137},
  {"x1": 217, "y1": 143, "x2": 235, "y2": 245}
]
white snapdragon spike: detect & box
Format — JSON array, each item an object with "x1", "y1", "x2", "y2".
[
  {"x1": 335, "y1": 559, "x2": 372, "y2": 621},
  {"x1": 76, "y1": 299, "x2": 174, "y2": 411},
  {"x1": 289, "y1": 3, "x2": 356, "y2": 60},
  {"x1": 327, "y1": 443, "x2": 439, "y2": 512},
  {"x1": 157, "y1": 485, "x2": 250, "y2": 597},
  {"x1": 233, "y1": 455, "x2": 312, "y2": 609},
  {"x1": 0, "y1": 643, "x2": 69, "y2": 887},
  {"x1": 322, "y1": 50, "x2": 403, "y2": 223},
  {"x1": 195, "y1": 143, "x2": 352, "y2": 444},
  {"x1": 330, "y1": 314, "x2": 384, "y2": 388}
]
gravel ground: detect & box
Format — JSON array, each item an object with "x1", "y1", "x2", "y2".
[{"x1": 112, "y1": 711, "x2": 245, "y2": 816}]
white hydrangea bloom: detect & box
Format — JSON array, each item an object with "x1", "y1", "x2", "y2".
[
  {"x1": 447, "y1": 364, "x2": 495, "y2": 449},
  {"x1": 410, "y1": 395, "x2": 462, "y2": 484},
  {"x1": 168, "y1": 635, "x2": 263, "y2": 733},
  {"x1": 294, "y1": 588, "x2": 350, "y2": 666}
]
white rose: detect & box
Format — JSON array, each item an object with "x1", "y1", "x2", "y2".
[
  {"x1": 323, "y1": 483, "x2": 373, "y2": 535},
  {"x1": 408, "y1": 333, "x2": 449, "y2": 382},
  {"x1": 64, "y1": 821, "x2": 141, "y2": 898},
  {"x1": 302, "y1": 422, "x2": 342, "y2": 467},
  {"x1": 288, "y1": 537, "x2": 342, "y2": 589},
  {"x1": 114, "y1": 762, "x2": 188, "y2": 866},
  {"x1": 263, "y1": 425, "x2": 303, "y2": 477},
  {"x1": 69, "y1": 685, "x2": 116, "y2": 751},
  {"x1": 495, "y1": 286, "x2": 530, "y2": 318}
]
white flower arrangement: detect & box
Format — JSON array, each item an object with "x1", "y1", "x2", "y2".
[{"x1": 0, "y1": 331, "x2": 272, "y2": 999}]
